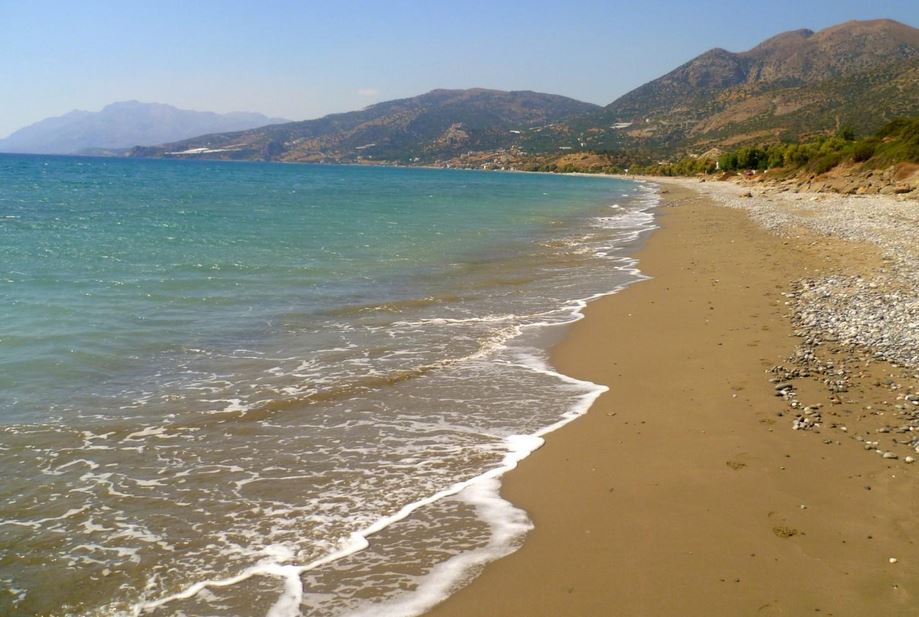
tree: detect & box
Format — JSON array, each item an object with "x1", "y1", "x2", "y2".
[
  {"x1": 836, "y1": 125, "x2": 856, "y2": 141},
  {"x1": 718, "y1": 152, "x2": 738, "y2": 171}
]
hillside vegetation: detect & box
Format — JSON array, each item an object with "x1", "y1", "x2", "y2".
[
  {"x1": 571, "y1": 19, "x2": 919, "y2": 154},
  {"x1": 636, "y1": 116, "x2": 919, "y2": 177}
]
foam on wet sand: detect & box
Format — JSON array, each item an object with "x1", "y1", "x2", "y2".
[{"x1": 424, "y1": 181, "x2": 919, "y2": 617}]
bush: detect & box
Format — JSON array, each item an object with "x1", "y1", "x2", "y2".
[
  {"x1": 810, "y1": 152, "x2": 843, "y2": 174},
  {"x1": 610, "y1": 114, "x2": 919, "y2": 177},
  {"x1": 766, "y1": 146, "x2": 786, "y2": 169},
  {"x1": 818, "y1": 136, "x2": 847, "y2": 155},
  {"x1": 852, "y1": 141, "x2": 876, "y2": 163},
  {"x1": 877, "y1": 118, "x2": 913, "y2": 139},
  {"x1": 718, "y1": 152, "x2": 738, "y2": 171},
  {"x1": 868, "y1": 117, "x2": 919, "y2": 165},
  {"x1": 785, "y1": 143, "x2": 817, "y2": 167},
  {"x1": 836, "y1": 125, "x2": 856, "y2": 141},
  {"x1": 734, "y1": 146, "x2": 768, "y2": 170}
]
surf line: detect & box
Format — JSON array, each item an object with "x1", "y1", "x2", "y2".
[{"x1": 130, "y1": 184, "x2": 660, "y2": 617}]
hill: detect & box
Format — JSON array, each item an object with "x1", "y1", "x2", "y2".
[
  {"x1": 0, "y1": 102, "x2": 289, "y2": 155},
  {"x1": 570, "y1": 19, "x2": 919, "y2": 154},
  {"x1": 129, "y1": 89, "x2": 600, "y2": 163},
  {"x1": 127, "y1": 19, "x2": 919, "y2": 166}
]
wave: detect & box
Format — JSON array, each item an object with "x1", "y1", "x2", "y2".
[
  {"x1": 322, "y1": 294, "x2": 469, "y2": 318},
  {"x1": 124, "y1": 184, "x2": 660, "y2": 617},
  {"x1": 131, "y1": 352, "x2": 609, "y2": 617}
]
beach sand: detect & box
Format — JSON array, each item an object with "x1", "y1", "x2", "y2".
[{"x1": 424, "y1": 183, "x2": 919, "y2": 616}]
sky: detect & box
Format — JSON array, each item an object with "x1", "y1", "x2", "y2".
[{"x1": 1, "y1": 0, "x2": 918, "y2": 138}]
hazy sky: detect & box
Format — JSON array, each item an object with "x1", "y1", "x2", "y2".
[{"x1": 2, "y1": 0, "x2": 918, "y2": 138}]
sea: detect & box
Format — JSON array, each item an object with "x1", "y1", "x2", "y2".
[{"x1": 0, "y1": 154, "x2": 657, "y2": 617}]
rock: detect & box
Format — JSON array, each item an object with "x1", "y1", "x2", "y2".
[
  {"x1": 882, "y1": 451, "x2": 898, "y2": 459},
  {"x1": 772, "y1": 526, "x2": 799, "y2": 538}
]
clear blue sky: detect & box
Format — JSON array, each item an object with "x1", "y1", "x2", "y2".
[{"x1": 1, "y1": 0, "x2": 917, "y2": 138}]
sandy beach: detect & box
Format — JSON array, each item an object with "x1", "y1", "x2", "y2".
[{"x1": 425, "y1": 181, "x2": 919, "y2": 616}]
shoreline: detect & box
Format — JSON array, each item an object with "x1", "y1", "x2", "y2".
[
  {"x1": 305, "y1": 178, "x2": 663, "y2": 617},
  {"x1": 423, "y1": 182, "x2": 919, "y2": 616},
  {"x1": 2, "y1": 160, "x2": 661, "y2": 617}
]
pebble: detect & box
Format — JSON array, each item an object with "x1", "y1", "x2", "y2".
[
  {"x1": 698, "y1": 183, "x2": 919, "y2": 370},
  {"x1": 686, "y1": 180, "x2": 919, "y2": 461}
]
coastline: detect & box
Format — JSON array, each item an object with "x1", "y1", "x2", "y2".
[
  {"x1": 423, "y1": 182, "x2": 919, "y2": 616},
  {"x1": 2, "y1": 160, "x2": 665, "y2": 617}
]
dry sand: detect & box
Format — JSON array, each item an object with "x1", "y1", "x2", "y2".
[{"x1": 424, "y1": 183, "x2": 919, "y2": 616}]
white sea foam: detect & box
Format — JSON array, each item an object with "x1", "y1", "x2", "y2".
[
  {"x1": 339, "y1": 477, "x2": 531, "y2": 617},
  {"x1": 593, "y1": 210, "x2": 655, "y2": 230},
  {"x1": 2, "y1": 578, "x2": 27, "y2": 606},
  {"x1": 0, "y1": 178, "x2": 657, "y2": 616},
  {"x1": 124, "y1": 184, "x2": 660, "y2": 617},
  {"x1": 122, "y1": 426, "x2": 170, "y2": 441},
  {"x1": 131, "y1": 426, "x2": 561, "y2": 617},
  {"x1": 0, "y1": 505, "x2": 89, "y2": 529},
  {"x1": 43, "y1": 458, "x2": 100, "y2": 475}
]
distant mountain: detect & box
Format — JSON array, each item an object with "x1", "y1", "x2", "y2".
[
  {"x1": 570, "y1": 19, "x2": 919, "y2": 153},
  {"x1": 121, "y1": 19, "x2": 919, "y2": 166},
  {"x1": 130, "y1": 89, "x2": 600, "y2": 162},
  {"x1": 0, "y1": 101, "x2": 289, "y2": 155}
]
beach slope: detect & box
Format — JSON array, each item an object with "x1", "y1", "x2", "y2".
[{"x1": 425, "y1": 183, "x2": 919, "y2": 616}]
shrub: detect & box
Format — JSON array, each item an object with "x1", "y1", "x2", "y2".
[
  {"x1": 852, "y1": 141, "x2": 876, "y2": 163},
  {"x1": 877, "y1": 118, "x2": 913, "y2": 139},
  {"x1": 785, "y1": 143, "x2": 816, "y2": 167},
  {"x1": 766, "y1": 146, "x2": 786, "y2": 169},
  {"x1": 836, "y1": 125, "x2": 856, "y2": 141},
  {"x1": 811, "y1": 152, "x2": 843, "y2": 174},
  {"x1": 735, "y1": 147, "x2": 768, "y2": 170},
  {"x1": 718, "y1": 152, "x2": 738, "y2": 171}
]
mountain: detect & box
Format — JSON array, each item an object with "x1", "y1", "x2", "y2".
[
  {"x1": 129, "y1": 89, "x2": 600, "y2": 162},
  {"x1": 0, "y1": 101, "x2": 289, "y2": 155},
  {"x1": 571, "y1": 19, "x2": 919, "y2": 154},
  {"x1": 127, "y1": 19, "x2": 919, "y2": 166}
]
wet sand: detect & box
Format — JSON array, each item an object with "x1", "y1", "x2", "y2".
[{"x1": 425, "y1": 183, "x2": 919, "y2": 616}]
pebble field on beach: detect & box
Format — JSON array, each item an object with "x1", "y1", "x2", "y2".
[{"x1": 674, "y1": 179, "x2": 919, "y2": 463}]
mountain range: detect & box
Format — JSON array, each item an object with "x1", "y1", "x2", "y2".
[
  {"x1": 0, "y1": 101, "x2": 289, "y2": 155},
  {"x1": 574, "y1": 18, "x2": 919, "y2": 153},
  {"x1": 130, "y1": 89, "x2": 598, "y2": 162},
  {"x1": 4, "y1": 19, "x2": 918, "y2": 163}
]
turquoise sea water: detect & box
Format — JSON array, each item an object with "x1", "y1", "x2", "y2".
[{"x1": 0, "y1": 155, "x2": 657, "y2": 616}]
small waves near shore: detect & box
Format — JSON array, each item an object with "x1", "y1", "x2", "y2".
[{"x1": 0, "y1": 156, "x2": 657, "y2": 616}]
